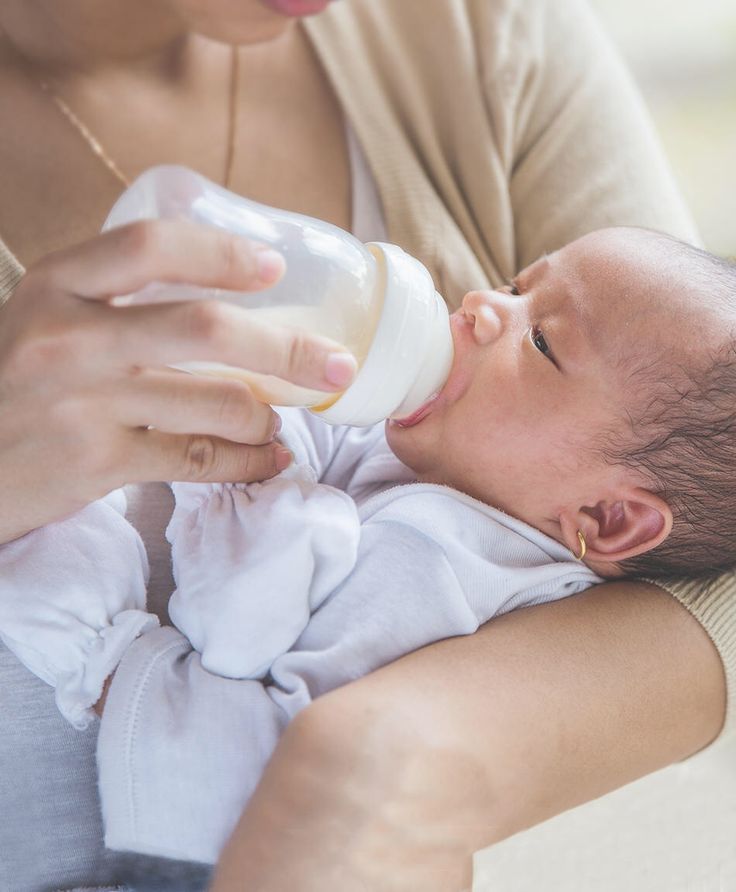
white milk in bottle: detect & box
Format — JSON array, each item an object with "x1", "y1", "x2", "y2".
[{"x1": 103, "y1": 165, "x2": 453, "y2": 426}]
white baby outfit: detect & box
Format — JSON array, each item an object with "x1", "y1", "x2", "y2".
[{"x1": 0, "y1": 408, "x2": 600, "y2": 863}]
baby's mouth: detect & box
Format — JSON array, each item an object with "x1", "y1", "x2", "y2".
[
  {"x1": 391, "y1": 311, "x2": 469, "y2": 429},
  {"x1": 391, "y1": 391, "x2": 442, "y2": 428}
]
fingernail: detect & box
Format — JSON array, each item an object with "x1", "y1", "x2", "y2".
[
  {"x1": 256, "y1": 248, "x2": 285, "y2": 284},
  {"x1": 325, "y1": 352, "x2": 358, "y2": 388},
  {"x1": 275, "y1": 447, "x2": 293, "y2": 471},
  {"x1": 272, "y1": 413, "x2": 283, "y2": 438}
]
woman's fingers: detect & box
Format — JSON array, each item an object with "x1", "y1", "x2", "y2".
[
  {"x1": 36, "y1": 219, "x2": 285, "y2": 299},
  {"x1": 0, "y1": 220, "x2": 333, "y2": 541},
  {"x1": 27, "y1": 218, "x2": 357, "y2": 391},
  {"x1": 124, "y1": 428, "x2": 292, "y2": 486},
  {"x1": 105, "y1": 300, "x2": 357, "y2": 391},
  {"x1": 115, "y1": 368, "x2": 279, "y2": 445}
]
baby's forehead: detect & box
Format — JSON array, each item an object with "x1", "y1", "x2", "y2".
[
  {"x1": 559, "y1": 228, "x2": 682, "y2": 291},
  {"x1": 562, "y1": 227, "x2": 729, "y2": 303},
  {"x1": 556, "y1": 229, "x2": 728, "y2": 342},
  {"x1": 530, "y1": 230, "x2": 735, "y2": 402},
  {"x1": 535, "y1": 228, "x2": 736, "y2": 434}
]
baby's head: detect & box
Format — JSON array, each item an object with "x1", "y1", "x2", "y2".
[{"x1": 386, "y1": 227, "x2": 736, "y2": 580}]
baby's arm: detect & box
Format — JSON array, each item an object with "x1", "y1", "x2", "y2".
[
  {"x1": 99, "y1": 486, "x2": 598, "y2": 864},
  {"x1": 100, "y1": 502, "x2": 468, "y2": 865},
  {"x1": 0, "y1": 409, "x2": 381, "y2": 731},
  {"x1": 99, "y1": 502, "x2": 463, "y2": 864},
  {"x1": 0, "y1": 490, "x2": 158, "y2": 729},
  {"x1": 163, "y1": 407, "x2": 394, "y2": 679}
]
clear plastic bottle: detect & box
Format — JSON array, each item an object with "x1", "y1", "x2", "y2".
[{"x1": 103, "y1": 165, "x2": 453, "y2": 427}]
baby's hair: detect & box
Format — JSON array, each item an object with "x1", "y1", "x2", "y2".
[{"x1": 608, "y1": 235, "x2": 736, "y2": 580}]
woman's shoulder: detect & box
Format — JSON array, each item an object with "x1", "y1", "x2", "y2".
[{"x1": 307, "y1": 0, "x2": 592, "y2": 68}]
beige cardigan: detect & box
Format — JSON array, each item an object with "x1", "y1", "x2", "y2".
[{"x1": 0, "y1": 0, "x2": 733, "y2": 736}]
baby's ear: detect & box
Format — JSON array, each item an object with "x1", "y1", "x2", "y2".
[{"x1": 559, "y1": 488, "x2": 673, "y2": 567}]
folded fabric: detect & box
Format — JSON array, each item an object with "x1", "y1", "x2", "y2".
[
  {"x1": 0, "y1": 490, "x2": 158, "y2": 729},
  {"x1": 167, "y1": 460, "x2": 361, "y2": 680}
]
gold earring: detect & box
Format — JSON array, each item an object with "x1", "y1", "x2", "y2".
[{"x1": 574, "y1": 530, "x2": 587, "y2": 561}]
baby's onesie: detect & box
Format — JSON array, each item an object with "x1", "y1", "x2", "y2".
[{"x1": 0, "y1": 409, "x2": 599, "y2": 863}]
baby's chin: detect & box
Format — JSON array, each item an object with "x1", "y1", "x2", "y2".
[
  {"x1": 384, "y1": 421, "x2": 480, "y2": 496},
  {"x1": 383, "y1": 419, "x2": 435, "y2": 476}
]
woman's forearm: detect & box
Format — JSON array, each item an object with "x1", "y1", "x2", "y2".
[{"x1": 210, "y1": 582, "x2": 725, "y2": 891}]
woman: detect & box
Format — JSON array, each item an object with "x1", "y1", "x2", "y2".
[{"x1": 0, "y1": 1, "x2": 730, "y2": 890}]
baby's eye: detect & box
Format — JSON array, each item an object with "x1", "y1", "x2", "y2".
[
  {"x1": 530, "y1": 325, "x2": 553, "y2": 359},
  {"x1": 507, "y1": 280, "x2": 521, "y2": 296}
]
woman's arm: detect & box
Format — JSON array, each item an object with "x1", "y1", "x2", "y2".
[{"x1": 210, "y1": 581, "x2": 725, "y2": 891}]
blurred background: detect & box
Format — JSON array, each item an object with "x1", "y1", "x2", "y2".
[{"x1": 592, "y1": 0, "x2": 736, "y2": 257}]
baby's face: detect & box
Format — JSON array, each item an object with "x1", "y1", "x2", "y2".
[{"x1": 386, "y1": 228, "x2": 718, "y2": 543}]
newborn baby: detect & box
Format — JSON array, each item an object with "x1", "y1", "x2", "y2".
[{"x1": 1, "y1": 226, "x2": 734, "y2": 863}]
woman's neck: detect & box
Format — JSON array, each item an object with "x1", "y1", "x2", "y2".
[
  {"x1": 0, "y1": 1, "x2": 188, "y2": 75},
  {"x1": 0, "y1": 4, "x2": 351, "y2": 264}
]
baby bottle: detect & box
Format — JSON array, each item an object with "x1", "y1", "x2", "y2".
[{"x1": 103, "y1": 165, "x2": 453, "y2": 427}]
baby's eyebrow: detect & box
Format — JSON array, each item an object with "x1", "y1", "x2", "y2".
[{"x1": 518, "y1": 253, "x2": 551, "y2": 284}]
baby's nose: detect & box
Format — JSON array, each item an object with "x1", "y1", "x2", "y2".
[{"x1": 461, "y1": 290, "x2": 504, "y2": 345}]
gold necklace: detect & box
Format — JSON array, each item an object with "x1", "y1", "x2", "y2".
[{"x1": 6, "y1": 37, "x2": 240, "y2": 190}]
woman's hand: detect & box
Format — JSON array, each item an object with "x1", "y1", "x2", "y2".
[{"x1": 0, "y1": 219, "x2": 356, "y2": 544}]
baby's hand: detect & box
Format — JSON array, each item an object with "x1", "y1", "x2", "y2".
[
  {"x1": 0, "y1": 491, "x2": 158, "y2": 729},
  {"x1": 94, "y1": 674, "x2": 115, "y2": 716}
]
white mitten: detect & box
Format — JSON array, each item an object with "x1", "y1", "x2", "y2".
[
  {"x1": 168, "y1": 467, "x2": 360, "y2": 680},
  {"x1": 0, "y1": 490, "x2": 158, "y2": 729}
]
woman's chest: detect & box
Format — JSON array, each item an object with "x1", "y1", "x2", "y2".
[{"x1": 0, "y1": 28, "x2": 350, "y2": 268}]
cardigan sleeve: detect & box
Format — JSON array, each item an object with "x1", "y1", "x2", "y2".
[
  {"x1": 650, "y1": 572, "x2": 736, "y2": 738},
  {"x1": 486, "y1": 0, "x2": 700, "y2": 267}
]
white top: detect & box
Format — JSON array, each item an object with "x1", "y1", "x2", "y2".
[
  {"x1": 122, "y1": 121, "x2": 388, "y2": 622},
  {"x1": 106, "y1": 410, "x2": 599, "y2": 862},
  {"x1": 166, "y1": 409, "x2": 600, "y2": 690},
  {"x1": 0, "y1": 407, "x2": 600, "y2": 862}
]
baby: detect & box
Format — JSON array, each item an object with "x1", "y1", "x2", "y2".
[{"x1": 1, "y1": 226, "x2": 734, "y2": 864}]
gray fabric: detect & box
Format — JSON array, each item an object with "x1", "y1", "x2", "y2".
[{"x1": 0, "y1": 640, "x2": 211, "y2": 892}]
